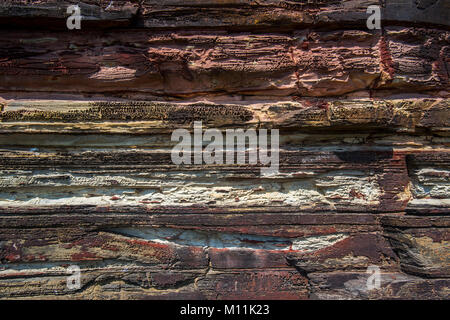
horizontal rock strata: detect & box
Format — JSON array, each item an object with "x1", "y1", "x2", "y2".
[{"x1": 0, "y1": 0, "x2": 448, "y2": 299}]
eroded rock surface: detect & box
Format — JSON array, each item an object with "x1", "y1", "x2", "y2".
[{"x1": 0, "y1": 0, "x2": 448, "y2": 299}]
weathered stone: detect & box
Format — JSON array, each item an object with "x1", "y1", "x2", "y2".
[{"x1": 0, "y1": 0, "x2": 448, "y2": 300}]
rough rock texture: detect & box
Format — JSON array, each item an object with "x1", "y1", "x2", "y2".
[{"x1": 0, "y1": 0, "x2": 448, "y2": 299}]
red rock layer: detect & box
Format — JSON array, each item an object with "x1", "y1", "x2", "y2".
[{"x1": 0, "y1": 1, "x2": 448, "y2": 299}]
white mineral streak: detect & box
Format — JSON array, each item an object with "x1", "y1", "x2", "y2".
[
  {"x1": 290, "y1": 233, "x2": 348, "y2": 251},
  {"x1": 0, "y1": 170, "x2": 381, "y2": 208},
  {"x1": 108, "y1": 227, "x2": 349, "y2": 252},
  {"x1": 411, "y1": 168, "x2": 450, "y2": 199}
]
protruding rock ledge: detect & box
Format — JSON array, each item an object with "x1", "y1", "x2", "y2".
[
  {"x1": 0, "y1": 98, "x2": 448, "y2": 133},
  {"x1": 1, "y1": 0, "x2": 449, "y2": 30}
]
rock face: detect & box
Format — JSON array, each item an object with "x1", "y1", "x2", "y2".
[{"x1": 0, "y1": 1, "x2": 448, "y2": 299}]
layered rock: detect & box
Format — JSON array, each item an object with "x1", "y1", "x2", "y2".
[{"x1": 0, "y1": 0, "x2": 448, "y2": 299}]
